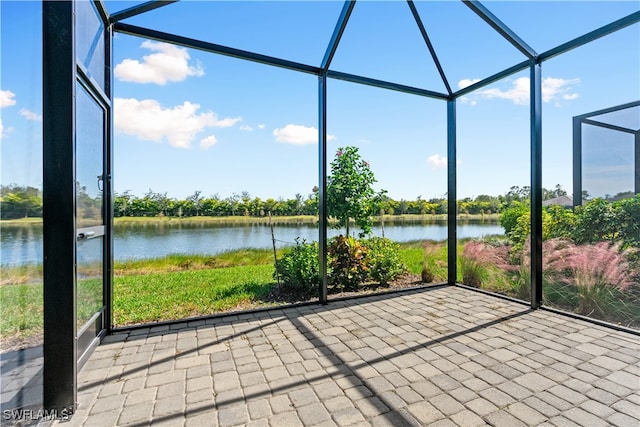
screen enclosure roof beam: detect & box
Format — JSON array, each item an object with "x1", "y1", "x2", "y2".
[
  {"x1": 93, "y1": 0, "x2": 110, "y2": 25},
  {"x1": 321, "y1": 1, "x2": 355, "y2": 71},
  {"x1": 573, "y1": 100, "x2": 640, "y2": 121},
  {"x1": 539, "y1": 11, "x2": 640, "y2": 62},
  {"x1": 581, "y1": 118, "x2": 639, "y2": 135},
  {"x1": 109, "y1": 1, "x2": 179, "y2": 24},
  {"x1": 113, "y1": 23, "x2": 448, "y2": 100},
  {"x1": 327, "y1": 70, "x2": 449, "y2": 100},
  {"x1": 113, "y1": 22, "x2": 321, "y2": 75},
  {"x1": 407, "y1": 0, "x2": 453, "y2": 96},
  {"x1": 453, "y1": 59, "x2": 530, "y2": 98},
  {"x1": 463, "y1": 0, "x2": 536, "y2": 59}
]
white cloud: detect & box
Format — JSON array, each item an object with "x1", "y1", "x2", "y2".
[
  {"x1": 0, "y1": 90, "x2": 15, "y2": 139},
  {"x1": 472, "y1": 76, "x2": 581, "y2": 105},
  {"x1": 542, "y1": 77, "x2": 580, "y2": 102},
  {"x1": 239, "y1": 125, "x2": 253, "y2": 131},
  {"x1": 258, "y1": 124, "x2": 266, "y2": 130},
  {"x1": 115, "y1": 41, "x2": 204, "y2": 85},
  {"x1": 459, "y1": 96, "x2": 477, "y2": 106},
  {"x1": 273, "y1": 124, "x2": 335, "y2": 145},
  {"x1": 427, "y1": 154, "x2": 447, "y2": 168},
  {"x1": 212, "y1": 116, "x2": 242, "y2": 127},
  {"x1": 0, "y1": 119, "x2": 14, "y2": 139},
  {"x1": 19, "y1": 108, "x2": 42, "y2": 121},
  {"x1": 200, "y1": 135, "x2": 218, "y2": 149},
  {"x1": 114, "y1": 97, "x2": 241, "y2": 149},
  {"x1": 458, "y1": 78, "x2": 480, "y2": 90},
  {"x1": 427, "y1": 153, "x2": 461, "y2": 168},
  {"x1": 1, "y1": 90, "x2": 16, "y2": 107},
  {"x1": 479, "y1": 76, "x2": 531, "y2": 105}
]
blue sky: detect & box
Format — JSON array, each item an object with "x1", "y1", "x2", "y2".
[{"x1": 1, "y1": 1, "x2": 639, "y2": 201}]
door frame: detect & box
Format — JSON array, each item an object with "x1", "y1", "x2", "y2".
[{"x1": 43, "y1": 0, "x2": 112, "y2": 414}]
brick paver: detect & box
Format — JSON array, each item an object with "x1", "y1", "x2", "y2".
[{"x1": 56, "y1": 286, "x2": 639, "y2": 426}]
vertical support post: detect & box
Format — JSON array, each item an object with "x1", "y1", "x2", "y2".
[
  {"x1": 573, "y1": 117, "x2": 583, "y2": 206},
  {"x1": 318, "y1": 72, "x2": 328, "y2": 304},
  {"x1": 530, "y1": 62, "x2": 543, "y2": 309},
  {"x1": 635, "y1": 132, "x2": 639, "y2": 195},
  {"x1": 43, "y1": 0, "x2": 77, "y2": 414},
  {"x1": 447, "y1": 99, "x2": 457, "y2": 285},
  {"x1": 105, "y1": 22, "x2": 114, "y2": 334}
]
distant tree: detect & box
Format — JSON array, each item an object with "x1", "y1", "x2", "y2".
[
  {"x1": 398, "y1": 199, "x2": 408, "y2": 215},
  {"x1": 0, "y1": 184, "x2": 43, "y2": 219},
  {"x1": 228, "y1": 193, "x2": 241, "y2": 216},
  {"x1": 505, "y1": 185, "x2": 531, "y2": 203},
  {"x1": 292, "y1": 193, "x2": 304, "y2": 215},
  {"x1": 553, "y1": 184, "x2": 567, "y2": 198},
  {"x1": 154, "y1": 191, "x2": 173, "y2": 216},
  {"x1": 240, "y1": 191, "x2": 252, "y2": 216},
  {"x1": 187, "y1": 191, "x2": 203, "y2": 216},
  {"x1": 610, "y1": 191, "x2": 635, "y2": 202},
  {"x1": 114, "y1": 190, "x2": 133, "y2": 217}
]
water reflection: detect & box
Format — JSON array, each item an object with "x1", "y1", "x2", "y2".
[{"x1": 1, "y1": 220, "x2": 504, "y2": 265}]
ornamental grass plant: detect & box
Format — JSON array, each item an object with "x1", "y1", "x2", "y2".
[
  {"x1": 542, "y1": 239, "x2": 639, "y2": 321},
  {"x1": 460, "y1": 234, "x2": 640, "y2": 327}
]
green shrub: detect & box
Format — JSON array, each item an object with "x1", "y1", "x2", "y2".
[
  {"x1": 615, "y1": 195, "x2": 640, "y2": 248},
  {"x1": 328, "y1": 235, "x2": 368, "y2": 292},
  {"x1": 572, "y1": 198, "x2": 618, "y2": 244},
  {"x1": 545, "y1": 205, "x2": 576, "y2": 240},
  {"x1": 362, "y1": 237, "x2": 405, "y2": 285},
  {"x1": 503, "y1": 205, "x2": 574, "y2": 254},
  {"x1": 499, "y1": 202, "x2": 529, "y2": 236},
  {"x1": 277, "y1": 235, "x2": 408, "y2": 295},
  {"x1": 274, "y1": 238, "x2": 319, "y2": 298}
]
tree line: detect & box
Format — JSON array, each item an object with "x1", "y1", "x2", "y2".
[
  {"x1": 0, "y1": 185, "x2": 42, "y2": 219},
  {"x1": 114, "y1": 184, "x2": 592, "y2": 219},
  {"x1": 1, "y1": 183, "x2": 582, "y2": 220}
]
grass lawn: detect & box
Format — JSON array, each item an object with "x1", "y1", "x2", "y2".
[
  {"x1": 114, "y1": 264, "x2": 275, "y2": 326},
  {"x1": 114, "y1": 249, "x2": 278, "y2": 275},
  {"x1": 0, "y1": 281, "x2": 43, "y2": 343}
]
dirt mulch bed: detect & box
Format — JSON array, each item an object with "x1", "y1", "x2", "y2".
[{"x1": 262, "y1": 273, "x2": 439, "y2": 305}]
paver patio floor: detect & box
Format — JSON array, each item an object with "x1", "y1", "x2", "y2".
[{"x1": 61, "y1": 286, "x2": 639, "y2": 426}]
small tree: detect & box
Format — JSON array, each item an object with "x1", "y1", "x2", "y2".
[
  {"x1": 326, "y1": 146, "x2": 383, "y2": 237},
  {"x1": 187, "y1": 190, "x2": 203, "y2": 216}
]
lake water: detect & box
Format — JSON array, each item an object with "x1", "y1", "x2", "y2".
[{"x1": 1, "y1": 221, "x2": 503, "y2": 266}]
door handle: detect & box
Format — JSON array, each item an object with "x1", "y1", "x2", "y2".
[{"x1": 77, "y1": 231, "x2": 96, "y2": 240}]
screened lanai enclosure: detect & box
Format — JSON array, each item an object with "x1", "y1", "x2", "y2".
[
  {"x1": 1, "y1": 0, "x2": 639, "y2": 421},
  {"x1": 573, "y1": 101, "x2": 640, "y2": 204}
]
